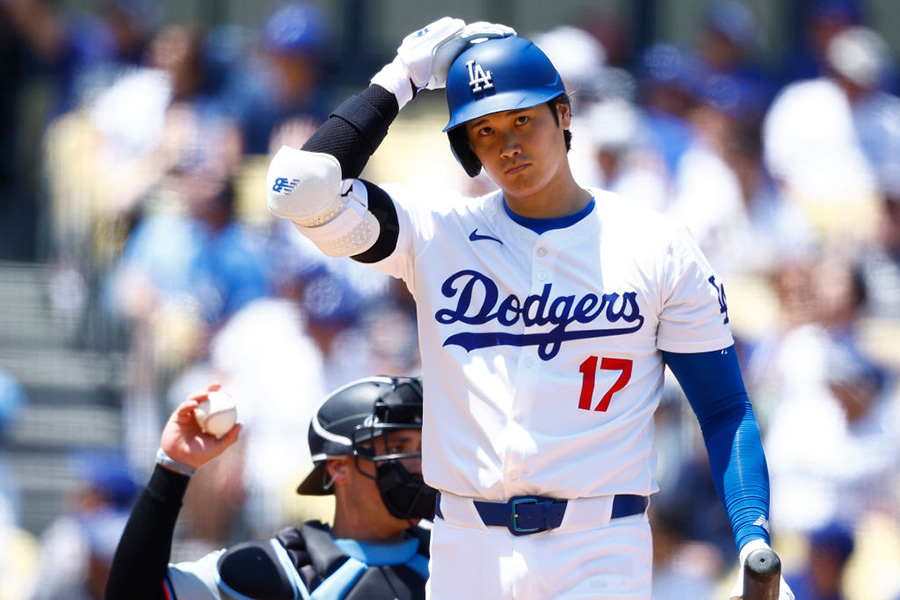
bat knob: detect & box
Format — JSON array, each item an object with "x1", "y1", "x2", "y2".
[{"x1": 743, "y1": 548, "x2": 782, "y2": 600}]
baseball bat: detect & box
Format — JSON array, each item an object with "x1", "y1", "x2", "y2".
[{"x1": 742, "y1": 547, "x2": 781, "y2": 600}]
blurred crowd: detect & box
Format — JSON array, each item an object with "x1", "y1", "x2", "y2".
[{"x1": 1, "y1": 0, "x2": 900, "y2": 598}]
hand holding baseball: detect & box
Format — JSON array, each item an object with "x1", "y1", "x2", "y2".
[{"x1": 159, "y1": 384, "x2": 242, "y2": 471}]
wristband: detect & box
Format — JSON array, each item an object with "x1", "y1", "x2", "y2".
[
  {"x1": 370, "y1": 55, "x2": 415, "y2": 109},
  {"x1": 155, "y1": 447, "x2": 197, "y2": 477}
]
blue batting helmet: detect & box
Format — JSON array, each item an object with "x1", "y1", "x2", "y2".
[{"x1": 444, "y1": 36, "x2": 567, "y2": 176}]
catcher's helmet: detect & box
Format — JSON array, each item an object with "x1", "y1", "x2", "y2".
[
  {"x1": 444, "y1": 35, "x2": 567, "y2": 177},
  {"x1": 297, "y1": 375, "x2": 436, "y2": 519}
]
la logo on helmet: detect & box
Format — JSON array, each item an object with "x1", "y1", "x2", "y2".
[{"x1": 465, "y1": 59, "x2": 493, "y2": 94}]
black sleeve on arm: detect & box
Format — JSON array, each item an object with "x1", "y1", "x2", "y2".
[
  {"x1": 302, "y1": 85, "x2": 401, "y2": 179},
  {"x1": 351, "y1": 180, "x2": 400, "y2": 264},
  {"x1": 105, "y1": 465, "x2": 191, "y2": 600}
]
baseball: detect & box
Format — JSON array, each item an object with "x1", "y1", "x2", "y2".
[{"x1": 195, "y1": 390, "x2": 237, "y2": 438}]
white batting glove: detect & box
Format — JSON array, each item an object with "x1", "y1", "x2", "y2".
[
  {"x1": 370, "y1": 17, "x2": 515, "y2": 109},
  {"x1": 418, "y1": 21, "x2": 516, "y2": 90},
  {"x1": 371, "y1": 17, "x2": 463, "y2": 108},
  {"x1": 729, "y1": 539, "x2": 795, "y2": 600}
]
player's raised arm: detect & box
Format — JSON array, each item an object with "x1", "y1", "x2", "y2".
[{"x1": 266, "y1": 18, "x2": 514, "y2": 261}]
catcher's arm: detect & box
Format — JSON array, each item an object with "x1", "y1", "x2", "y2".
[{"x1": 105, "y1": 387, "x2": 241, "y2": 600}]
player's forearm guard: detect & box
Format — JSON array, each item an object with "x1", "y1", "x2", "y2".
[{"x1": 267, "y1": 148, "x2": 381, "y2": 257}]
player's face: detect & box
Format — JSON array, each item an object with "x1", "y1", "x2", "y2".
[
  {"x1": 465, "y1": 102, "x2": 571, "y2": 203},
  {"x1": 342, "y1": 429, "x2": 424, "y2": 533},
  {"x1": 372, "y1": 428, "x2": 423, "y2": 478}
]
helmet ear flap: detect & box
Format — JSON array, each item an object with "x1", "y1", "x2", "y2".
[{"x1": 447, "y1": 126, "x2": 483, "y2": 178}]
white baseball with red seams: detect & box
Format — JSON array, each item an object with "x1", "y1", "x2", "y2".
[{"x1": 195, "y1": 390, "x2": 237, "y2": 438}]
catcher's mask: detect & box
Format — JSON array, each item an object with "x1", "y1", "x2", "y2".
[{"x1": 297, "y1": 376, "x2": 436, "y2": 520}]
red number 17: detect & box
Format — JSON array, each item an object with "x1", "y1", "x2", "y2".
[{"x1": 578, "y1": 356, "x2": 633, "y2": 412}]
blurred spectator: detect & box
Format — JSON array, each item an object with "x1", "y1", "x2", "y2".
[
  {"x1": 31, "y1": 509, "x2": 130, "y2": 600},
  {"x1": 0, "y1": 519, "x2": 39, "y2": 600},
  {"x1": 743, "y1": 255, "x2": 824, "y2": 422},
  {"x1": 666, "y1": 74, "x2": 750, "y2": 271},
  {"x1": 108, "y1": 172, "x2": 269, "y2": 471},
  {"x1": 47, "y1": 21, "x2": 240, "y2": 264},
  {"x1": 650, "y1": 505, "x2": 721, "y2": 600},
  {"x1": 652, "y1": 386, "x2": 736, "y2": 568},
  {"x1": 814, "y1": 247, "x2": 869, "y2": 343},
  {"x1": 634, "y1": 42, "x2": 700, "y2": 181},
  {"x1": 4, "y1": 0, "x2": 157, "y2": 118},
  {"x1": 573, "y1": 6, "x2": 633, "y2": 69},
  {"x1": 172, "y1": 292, "x2": 328, "y2": 541},
  {"x1": 764, "y1": 338, "x2": 900, "y2": 535},
  {"x1": 0, "y1": 371, "x2": 33, "y2": 598},
  {"x1": 762, "y1": 25, "x2": 900, "y2": 230},
  {"x1": 40, "y1": 20, "x2": 245, "y2": 359},
  {"x1": 784, "y1": 521, "x2": 855, "y2": 600},
  {"x1": 855, "y1": 190, "x2": 900, "y2": 319},
  {"x1": 532, "y1": 25, "x2": 608, "y2": 110},
  {"x1": 220, "y1": 2, "x2": 333, "y2": 155},
  {"x1": 695, "y1": 0, "x2": 776, "y2": 126},
  {"x1": 718, "y1": 124, "x2": 818, "y2": 278},
  {"x1": 29, "y1": 448, "x2": 137, "y2": 600},
  {"x1": 583, "y1": 98, "x2": 669, "y2": 213},
  {"x1": 780, "y1": 0, "x2": 864, "y2": 85},
  {"x1": 108, "y1": 173, "x2": 269, "y2": 353},
  {"x1": 272, "y1": 224, "x2": 398, "y2": 390},
  {"x1": 533, "y1": 23, "x2": 640, "y2": 191}
]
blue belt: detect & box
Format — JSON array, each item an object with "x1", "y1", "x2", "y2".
[{"x1": 435, "y1": 494, "x2": 648, "y2": 536}]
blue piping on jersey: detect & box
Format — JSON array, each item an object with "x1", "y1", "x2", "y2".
[
  {"x1": 333, "y1": 536, "x2": 420, "y2": 566},
  {"x1": 271, "y1": 537, "x2": 308, "y2": 600},
  {"x1": 309, "y1": 557, "x2": 368, "y2": 599},
  {"x1": 503, "y1": 197, "x2": 595, "y2": 234}
]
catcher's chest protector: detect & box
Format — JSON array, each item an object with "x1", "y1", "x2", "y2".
[{"x1": 218, "y1": 521, "x2": 428, "y2": 600}]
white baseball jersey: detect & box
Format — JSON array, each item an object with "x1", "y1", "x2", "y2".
[{"x1": 357, "y1": 183, "x2": 732, "y2": 501}]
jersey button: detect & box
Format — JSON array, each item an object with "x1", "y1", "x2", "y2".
[
  {"x1": 507, "y1": 470, "x2": 518, "y2": 480},
  {"x1": 536, "y1": 247, "x2": 547, "y2": 257},
  {"x1": 537, "y1": 271, "x2": 548, "y2": 281},
  {"x1": 524, "y1": 357, "x2": 534, "y2": 368}
]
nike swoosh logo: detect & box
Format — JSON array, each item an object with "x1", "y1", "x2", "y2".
[{"x1": 469, "y1": 229, "x2": 503, "y2": 244}]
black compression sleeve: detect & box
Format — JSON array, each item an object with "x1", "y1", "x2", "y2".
[
  {"x1": 302, "y1": 85, "x2": 400, "y2": 179},
  {"x1": 105, "y1": 465, "x2": 190, "y2": 600},
  {"x1": 351, "y1": 180, "x2": 400, "y2": 263}
]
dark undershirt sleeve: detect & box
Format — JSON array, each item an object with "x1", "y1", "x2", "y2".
[
  {"x1": 105, "y1": 465, "x2": 191, "y2": 600},
  {"x1": 302, "y1": 84, "x2": 401, "y2": 179}
]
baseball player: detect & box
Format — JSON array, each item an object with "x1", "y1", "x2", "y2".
[
  {"x1": 266, "y1": 17, "x2": 794, "y2": 599},
  {"x1": 104, "y1": 377, "x2": 436, "y2": 600}
]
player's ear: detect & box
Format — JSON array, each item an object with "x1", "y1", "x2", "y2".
[
  {"x1": 326, "y1": 458, "x2": 351, "y2": 484},
  {"x1": 448, "y1": 126, "x2": 483, "y2": 177},
  {"x1": 556, "y1": 102, "x2": 572, "y2": 128}
]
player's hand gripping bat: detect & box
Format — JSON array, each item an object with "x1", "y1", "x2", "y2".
[{"x1": 742, "y1": 547, "x2": 781, "y2": 600}]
